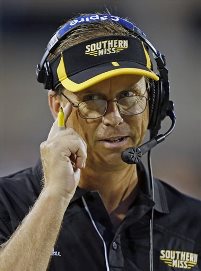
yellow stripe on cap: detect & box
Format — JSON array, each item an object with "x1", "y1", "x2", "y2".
[
  {"x1": 142, "y1": 43, "x2": 152, "y2": 70},
  {"x1": 57, "y1": 54, "x2": 68, "y2": 83},
  {"x1": 112, "y1": 62, "x2": 120, "y2": 66},
  {"x1": 56, "y1": 52, "x2": 159, "y2": 93},
  {"x1": 59, "y1": 68, "x2": 159, "y2": 92}
]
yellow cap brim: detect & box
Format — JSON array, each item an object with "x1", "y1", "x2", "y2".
[{"x1": 59, "y1": 68, "x2": 159, "y2": 92}]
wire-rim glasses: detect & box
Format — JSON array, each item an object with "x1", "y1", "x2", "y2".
[{"x1": 61, "y1": 92, "x2": 148, "y2": 119}]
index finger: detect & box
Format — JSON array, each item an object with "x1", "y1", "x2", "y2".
[{"x1": 63, "y1": 102, "x2": 73, "y2": 126}]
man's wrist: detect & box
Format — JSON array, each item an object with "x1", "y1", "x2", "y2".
[{"x1": 41, "y1": 186, "x2": 73, "y2": 208}]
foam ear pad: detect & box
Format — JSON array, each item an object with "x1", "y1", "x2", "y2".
[
  {"x1": 44, "y1": 61, "x2": 52, "y2": 89},
  {"x1": 148, "y1": 80, "x2": 163, "y2": 135},
  {"x1": 148, "y1": 80, "x2": 157, "y2": 129},
  {"x1": 40, "y1": 62, "x2": 53, "y2": 90}
]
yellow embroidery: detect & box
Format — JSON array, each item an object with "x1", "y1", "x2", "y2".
[
  {"x1": 160, "y1": 250, "x2": 198, "y2": 269},
  {"x1": 111, "y1": 62, "x2": 120, "y2": 66},
  {"x1": 85, "y1": 39, "x2": 128, "y2": 57}
]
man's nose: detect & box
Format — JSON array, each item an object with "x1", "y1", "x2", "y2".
[{"x1": 102, "y1": 101, "x2": 123, "y2": 127}]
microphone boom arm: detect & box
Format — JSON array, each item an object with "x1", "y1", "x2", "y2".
[{"x1": 121, "y1": 109, "x2": 176, "y2": 164}]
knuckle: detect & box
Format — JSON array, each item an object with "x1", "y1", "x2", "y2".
[
  {"x1": 66, "y1": 127, "x2": 75, "y2": 134},
  {"x1": 83, "y1": 151, "x2": 87, "y2": 160},
  {"x1": 40, "y1": 140, "x2": 56, "y2": 154},
  {"x1": 40, "y1": 141, "x2": 46, "y2": 149},
  {"x1": 40, "y1": 141, "x2": 49, "y2": 152}
]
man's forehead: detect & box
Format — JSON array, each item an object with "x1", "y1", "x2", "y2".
[{"x1": 64, "y1": 75, "x2": 146, "y2": 99}]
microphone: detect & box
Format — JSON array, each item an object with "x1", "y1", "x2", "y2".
[
  {"x1": 121, "y1": 134, "x2": 165, "y2": 164},
  {"x1": 121, "y1": 110, "x2": 176, "y2": 164}
]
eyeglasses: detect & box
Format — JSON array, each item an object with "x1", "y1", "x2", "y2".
[{"x1": 61, "y1": 91, "x2": 148, "y2": 119}]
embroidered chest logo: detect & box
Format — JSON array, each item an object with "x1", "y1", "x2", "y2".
[
  {"x1": 160, "y1": 250, "x2": 198, "y2": 269},
  {"x1": 52, "y1": 248, "x2": 61, "y2": 257},
  {"x1": 85, "y1": 39, "x2": 128, "y2": 57}
]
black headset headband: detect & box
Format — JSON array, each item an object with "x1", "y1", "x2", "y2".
[{"x1": 36, "y1": 13, "x2": 174, "y2": 136}]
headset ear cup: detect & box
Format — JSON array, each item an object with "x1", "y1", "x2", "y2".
[
  {"x1": 36, "y1": 62, "x2": 52, "y2": 89},
  {"x1": 148, "y1": 80, "x2": 156, "y2": 130},
  {"x1": 148, "y1": 80, "x2": 161, "y2": 135},
  {"x1": 43, "y1": 62, "x2": 53, "y2": 90}
]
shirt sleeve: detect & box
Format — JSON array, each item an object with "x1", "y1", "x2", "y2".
[{"x1": 0, "y1": 200, "x2": 12, "y2": 246}]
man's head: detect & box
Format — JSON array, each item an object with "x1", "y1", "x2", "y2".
[{"x1": 37, "y1": 13, "x2": 171, "y2": 167}]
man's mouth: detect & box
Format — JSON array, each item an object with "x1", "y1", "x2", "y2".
[
  {"x1": 98, "y1": 136, "x2": 130, "y2": 149},
  {"x1": 102, "y1": 136, "x2": 128, "y2": 143}
]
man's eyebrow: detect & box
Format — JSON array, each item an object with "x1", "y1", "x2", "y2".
[
  {"x1": 63, "y1": 91, "x2": 81, "y2": 103},
  {"x1": 124, "y1": 84, "x2": 146, "y2": 94},
  {"x1": 80, "y1": 91, "x2": 95, "y2": 96},
  {"x1": 76, "y1": 90, "x2": 104, "y2": 99},
  {"x1": 65, "y1": 90, "x2": 102, "y2": 104},
  {"x1": 69, "y1": 80, "x2": 146, "y2": 99}
]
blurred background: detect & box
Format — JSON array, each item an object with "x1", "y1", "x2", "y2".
[{"x1": 0, "y1": 0, "x2": 201, "y2": 198}]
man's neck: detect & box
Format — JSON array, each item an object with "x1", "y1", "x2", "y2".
[{"x1": 79, "y1": 163, "x2": 138, "y2": 215}]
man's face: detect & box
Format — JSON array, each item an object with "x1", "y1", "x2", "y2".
[{"x1": 62, "y1": 74, "x2": 149, "y2": 169}]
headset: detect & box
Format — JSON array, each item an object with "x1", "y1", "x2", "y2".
[{"x1": 36, "y1": 13, "x2": 175, "y2": 138}]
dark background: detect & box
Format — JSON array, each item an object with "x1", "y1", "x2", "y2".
[{"x1": 0, "y1": 0, "x2": 201, "y2": 198}]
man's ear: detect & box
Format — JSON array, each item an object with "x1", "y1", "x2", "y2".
[{"x1": 48, "y1": 90, "x2": 61, "y2": 120}]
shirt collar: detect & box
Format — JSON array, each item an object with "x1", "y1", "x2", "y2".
[
  {"x1": 136, "y1": 161, "x2": 169, "y2": 214},
  {"x1": 33, "y1": 159, "x2": 169, "y2": 214}
]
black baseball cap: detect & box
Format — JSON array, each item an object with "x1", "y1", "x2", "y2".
[{"x1": 50, "y1": 35, "x2": 159, "y2": 92}]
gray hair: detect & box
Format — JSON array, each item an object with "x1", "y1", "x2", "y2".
[{"x1": 48, "y1": 14, "x2": 133, "y2": 63}]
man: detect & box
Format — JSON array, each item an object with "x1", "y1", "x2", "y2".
[{"x1": 0, "y1": 13, "x2": 200, "y2": 271}]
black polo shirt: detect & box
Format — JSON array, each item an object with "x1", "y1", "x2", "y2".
[{"x1": 0, "y1": 161, "x2": 201, "y2": 270}]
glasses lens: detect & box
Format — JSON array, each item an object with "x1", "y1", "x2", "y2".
[
  {"x1": 78, "y1": 99, "x2": 107, "y2": 119},
  {"x1": 117, "y1": 96, "x2": 147, "y2": 115}
]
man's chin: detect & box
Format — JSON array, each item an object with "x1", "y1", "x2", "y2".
[{"x1": 93, "y1": 151, "x2": 128, "y2": 170}]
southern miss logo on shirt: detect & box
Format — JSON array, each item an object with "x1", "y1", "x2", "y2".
[
  {"x1": 160, "y1": 250, "x2": 198, "y2": 269},
  {"x1": 85, "y1": 39, "x2": 128, "y2": 57}
]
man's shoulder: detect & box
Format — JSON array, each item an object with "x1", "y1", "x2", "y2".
[
  {"x1": 0, "y1": 164, "x2": 42, "y2": 243},
  {"x1": 0, "y1": 167, "x2": 33, "y2": 185},
  {"x1": 156, "y1": 178, "x2": 201, "y2": 217},
  {"x1": 0, "y1": 162, "x2": 42, "y2": 203}
]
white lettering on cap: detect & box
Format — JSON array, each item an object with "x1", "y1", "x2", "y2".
[
  {"x1": 100, "y1": 15, "x2": 109, "y2": 21},
  {"x1": 89, "y1": 15, "x2": 100, "y2": 20},
  {"x1": 69, "y1": 15, "x2": 120, "y2": 26},
  {"x1": 70, "y1": 20, "x2": 78, "y2": 26},
  {"x1": 110, "y1": 16, "x2": 120, "y2": 22}
]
